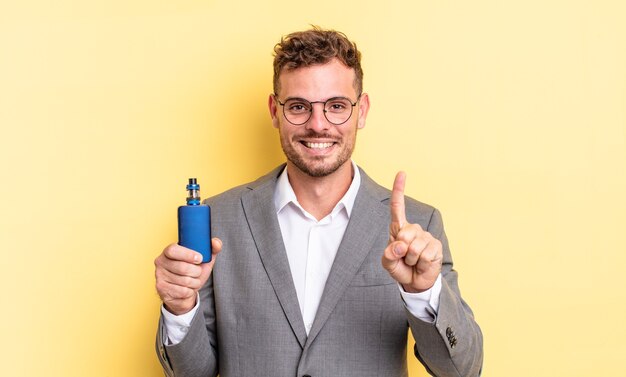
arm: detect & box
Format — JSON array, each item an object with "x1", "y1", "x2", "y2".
[
  {"x1": 382, "y1": 172, "x2": 483, "y2": 376},
  {"x1": 407, "y1": 208, "x2": 483, "y2": 377},
  {"x1": 154, "y1": 239, "x2": 222, "y2": 377},
  {"x1": 156, "y1": 274, "x2": 219, "y2": 377}
]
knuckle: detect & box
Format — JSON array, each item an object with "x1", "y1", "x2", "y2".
[
  {"x1": 155, "y1": 280, "x2": 167, "y2": 295},
  {"x1": 183, "y1": 263, "x2": 200, "y2": 277},
  {"x1": 154, "y1": 253, "x2": 167, "y2": 267},
  {"x1": 163, "y1": 244, "x2": 174, "y2": 256},
  {"x1": 409, "y1": 238, "x2": 425, "y2": 253},
  {"x1": 191, "y1": 277, "x2": 204, "y2": 290},
  {"x1": 192, "y1": 265, "x2": 203, "y2": 277},
  {"x1": 179, "y1": 286, "x2": 194, "y2": 299},
  {"x1": 179, "y1": 262, "x2": 192, "y2": 276},
  {"x1": 186, "y1": 263, "x2": 198, "y2": 276},
  {"x1": 164, "y1": 243, "x2": 182, "y2": 259},
  {"x1": 167, "y1": 285, "x2": 184, "y2": 300},
  {"x1": 382, "y1": 245, "x2": 395, "y2": 261},
  {"x1": 423, "y1": 248, "x2": 436, "y2": 260},
  {"x1": 169, "y1": 260, "x2": 184, "y2": 275},
  {"x1": 183, "y1": 276, "x2": 197, "y2": 289},
  {"x1": 396, "y1": 230, "x2": 411, "y2": 244}
]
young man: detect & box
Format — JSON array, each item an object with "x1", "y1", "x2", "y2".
[{"x1": 155, "y1": 27, "x2": 483, "y2": 377}]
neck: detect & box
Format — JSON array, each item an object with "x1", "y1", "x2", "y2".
[{"x1": 286, "y1": 161, "x2": 354, "y2": 221}]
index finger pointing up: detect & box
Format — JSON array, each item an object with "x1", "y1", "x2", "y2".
[{"x1": 390, "y1": 171, "x2": 407, "y2": 228}]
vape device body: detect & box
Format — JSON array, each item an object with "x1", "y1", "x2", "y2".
[{"x1": 177, "y1": 178, "x2": 212, "y2": 262}]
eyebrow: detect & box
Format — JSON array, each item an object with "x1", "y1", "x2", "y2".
[
  {"x1": 282, "y1": 96, "x2": 351, "y2": 102},
  {"x1": 282, "y1": 96, "x2": 309, "y2": 102}
]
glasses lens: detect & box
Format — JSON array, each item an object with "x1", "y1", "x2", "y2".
[
  {"x1": 324, "y1": 98, "x2": 353, "y2": 125},
  {"x1": 280, "y1": 97, "x2": 356, "y2": 125},
  {"x1": 283, "y1": 99, "x2": 311, "y2": 125}
]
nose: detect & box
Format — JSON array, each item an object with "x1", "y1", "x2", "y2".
[{"x1": 305, "y1": 103, "x2": 331, "y2": 132}]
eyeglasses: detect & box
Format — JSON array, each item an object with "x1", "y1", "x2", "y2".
[{"x1": 275, "y1": 95, "x2": 360, "y2": 126}]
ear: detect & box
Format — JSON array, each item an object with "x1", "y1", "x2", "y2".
[
  {"x1": 268, "y1": 94, "x2": 280, "y2": 129},
  {"x1": 356, "y1": 93, "x2": 370, "y2": 130}
]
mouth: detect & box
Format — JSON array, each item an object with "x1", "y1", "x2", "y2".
[{"x1": 302, "y1": 141, "x2": 335, "y2": 149}]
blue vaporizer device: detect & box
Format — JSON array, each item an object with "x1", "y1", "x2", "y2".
[{"x1": 178, "y1": 178, "x2": 212, "y2": 263}]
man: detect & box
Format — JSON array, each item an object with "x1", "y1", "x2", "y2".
[{"x1": 154, "y1": 27, "x2": 483, "y2": 377}]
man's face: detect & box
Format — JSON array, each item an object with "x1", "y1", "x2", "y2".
[{"x1": 269, "y1": 59, "x2": 370, "y2": 178}]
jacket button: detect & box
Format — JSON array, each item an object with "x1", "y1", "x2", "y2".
[
  {"x1": 303, "y1": 375, "x2": 312, "y2": 377},
  {"x1": 450, "y1": 337, "x2": 457, "y2": 348}
]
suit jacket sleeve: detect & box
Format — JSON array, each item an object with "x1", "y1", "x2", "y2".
[
  {"x1": 405, "y1": 207, "x2": 484, "y2": 376},
  {"x1": 155, "y1": 274, "x2": 219, "y2": 377}
]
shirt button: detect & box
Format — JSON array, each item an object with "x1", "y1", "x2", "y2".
[{"x1": 180, "y1": 327, "x2": 188, "y2": 333}]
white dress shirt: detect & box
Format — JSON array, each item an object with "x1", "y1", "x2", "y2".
[
  {"x1": 162, "y1": 161, "x2": 441, "y2": 344},
  {"x1": 274, "y1": 162, "x2": 360, "y2": 334}
]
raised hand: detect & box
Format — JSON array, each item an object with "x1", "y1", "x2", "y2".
[
  {"x1": 382, "y1": 172, "x2": 442, "y2": 293},
  {"x1": 155, "y1": 238, "x2": 222, "y2": 315}
]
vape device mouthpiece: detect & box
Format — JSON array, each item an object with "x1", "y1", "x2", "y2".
[{"x1": 186, "y1": 178, "x2": 201, "y2": 205}]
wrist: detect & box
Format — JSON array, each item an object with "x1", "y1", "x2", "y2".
[
  {"x1": 164, "y1": 300, "x2": 195, "y2": 316},
  {"x1": 402, "y1": 284, "x2": 423, "y2": 293},
  {"x1": 401, "y1": 283, "x2": 434, "y2": 294}
]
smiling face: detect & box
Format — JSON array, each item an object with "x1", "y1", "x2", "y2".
[{"x1": 269, "y1": 59, "x2": 370, "y2": 178}]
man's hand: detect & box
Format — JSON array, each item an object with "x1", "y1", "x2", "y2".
[
  {"x1": 382, "y1": 172, "x2": 442, "y2": 293},
  {"x1": 154, "y1": 238, "x2": 222, "y2": 315}
]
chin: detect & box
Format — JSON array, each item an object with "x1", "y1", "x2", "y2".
[{"x1": 290, "y1": 156, "x2": 350, "y2": 178}]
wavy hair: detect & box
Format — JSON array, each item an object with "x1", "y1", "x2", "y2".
[{"x1": 273, "y1": 26, "x2": 363, "y2": 96}]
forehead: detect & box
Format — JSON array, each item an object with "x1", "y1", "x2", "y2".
[{"x1": 278, "y1": 59, "x2": 357, "y2": 98}]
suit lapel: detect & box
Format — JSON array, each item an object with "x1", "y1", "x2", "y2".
[
  {"x1": 240, "y1": 166, "x2": 307, "y2": 348},
  {"x1": 305, "y1": 170, "x2": 389, "y2": 346}
]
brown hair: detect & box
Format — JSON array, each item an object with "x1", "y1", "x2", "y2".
[{"x1": 273, "y1": 26, "x2": 363, "y2": 96}]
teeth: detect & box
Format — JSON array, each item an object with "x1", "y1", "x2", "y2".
[{"x1": 304, "y1": 142, "x2": 333, "y2": 149}]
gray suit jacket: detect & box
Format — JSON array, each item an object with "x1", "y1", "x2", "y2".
[{"x1": 156, "y1": 165, "x2": 483, "y2": 377}]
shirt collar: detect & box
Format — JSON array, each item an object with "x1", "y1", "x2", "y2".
[{"x1": 273, "y1": 161, "x2": 361, "y2": 218}]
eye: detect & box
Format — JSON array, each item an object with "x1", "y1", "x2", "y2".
[
  {"x1": 326, "y1": 99, "x2": 350, "y2": 113},
  {"x1": 285, "y1": 100, "x2": 310, "y2": 114}
]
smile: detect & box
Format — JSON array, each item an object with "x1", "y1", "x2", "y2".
[{"x1": 303, "y1": 142, "x2": 334, "y2": 149}]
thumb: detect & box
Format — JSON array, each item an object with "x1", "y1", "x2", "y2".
[
  {"x1": 382, "y1": 241, "x2": 407, "y2": 270},
  {"x1": 199, "y1": 258, "x2": 216, "y2": 285}
]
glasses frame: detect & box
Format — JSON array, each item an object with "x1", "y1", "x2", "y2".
[{"x1": 275, "y1": 94, "x2": 361, "y2": 126}]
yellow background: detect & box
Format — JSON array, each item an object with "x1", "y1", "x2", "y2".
[{"x1": 1, "y1": 1, "x2": 625, "y2": 376}]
